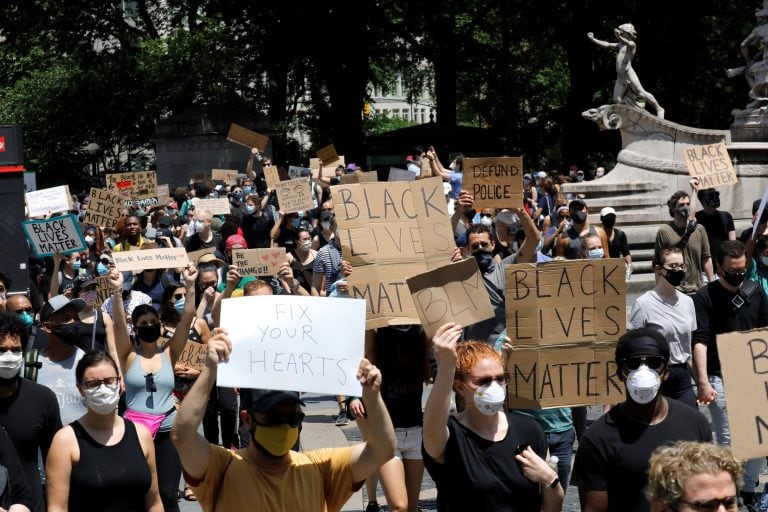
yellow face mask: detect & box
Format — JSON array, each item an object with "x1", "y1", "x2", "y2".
[{"x1": 252, "y1": 423, "x2": 299, "y2": 456}]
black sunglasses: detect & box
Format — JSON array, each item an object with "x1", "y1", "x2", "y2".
[
  {"x1": 252, "y1": 410, "x2": 305, "y2": 428},
  {"x1": 145, "y1": 373, "x2": 157, "y2": 393},
  {"x1": 621, "y1": 356, "x2": 665, "y2": 373},
  {"x1": 172, "y1": 293, "x2": 184, "y2": 300},
  {"x1": 676, "y1": 496, "x2": 737, "y2": 511}
]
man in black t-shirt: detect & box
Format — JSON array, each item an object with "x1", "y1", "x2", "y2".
[
  {"x1": 571, "y1": 328, "x2": 711, "y2": 512},
  {"x1": 695, "y1": 189, "x2": 735, "y2": 264}
]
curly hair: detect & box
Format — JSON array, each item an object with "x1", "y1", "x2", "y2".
[
  {"x1": 666, "y1": 191, "x2": 689, "y2": 218},
  {"x1": 647, "y1": 441, "x2": 742, "y2": 506},
  {"x1": 453, "y1": 341, "x2": 502, "y2": 392}
]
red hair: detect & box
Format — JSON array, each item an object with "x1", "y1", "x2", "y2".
[{"x1": 454, "y1": 341, "x2": 502, "y2": 391}]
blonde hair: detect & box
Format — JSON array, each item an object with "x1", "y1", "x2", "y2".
[{"x1": 647, "y1": 441, "x2": 742, "y2": 505}]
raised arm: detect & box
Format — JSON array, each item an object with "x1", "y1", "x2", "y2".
[
  {"x1": 168, "y1": 266, "x2": 199, "y2": 366},
  {"x1": 515, "y1": 208, "x2": 540, "y2": 264},
  {"x1": 423, "y1": 322, "x2": 463, "y2": 463},
  {"x1": 587, "y1": 32, "x2": 618, "y2": 49},
  {"x1": 212, "y1": 267, "x2": 240, "y2": 326},
  {"x1": 451, "y1": 190, "x2": 474, "y2": 233},
  {"x1": 171, "y1": 329, "x2": 232, "y2": 480},
  {"x1": 245, "y1": 148, "x2": 259, "y2": 181},
  {"x1": 349, "y1": 359, "x2": 396, "y2": 483},
  {"x1": 107, "y1": 270, "x2": 132, "y2": 371}
]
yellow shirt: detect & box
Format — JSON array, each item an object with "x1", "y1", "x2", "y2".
[
  {"x1": 113, "y1": 235, "x2": 146, "y2": 252},
  {"x1": 192, "y1": 444, "x2": 359, "y2": 512}
]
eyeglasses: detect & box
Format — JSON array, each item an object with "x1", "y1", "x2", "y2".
[
  {"x1": 470, "y1": 241, "x2": 492, "y2": 251},
  {"x1": 677, "y1": 496, "x2": 738, "y2": 511},
  {"x1": 13, "y1": 308, "x2": 33, "y2": 315},
  {"x1": 145, "y1": 373, "x2": 157, "y2": 393},
  {"x1": 479, "y1": 213, "x2": 493, "y2": 218},
  {"x1": 621, "y1": 356, "x2": 666, "y2": 373},
  {"x1": 469, "y1": 373, "x2": 508, "y2": 387},
  {"x1": 723, "y1": 268, "x2": 746, "y2": 276},
  {"x1": 662, "y1": 264, "x2": 687, "y2": 272},
  {"x1": 81, "y1": 376, "x2": 119, "y2": 390},
  {"x1": 172, "y1": 293, "x2": 184, "y2": 300}
]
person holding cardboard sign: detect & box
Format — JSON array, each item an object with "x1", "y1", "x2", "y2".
[
  {"x1": 571, "y1": 328, "x2": 711, "y2": 512},
  {"x1": 423, "y1": 322, "x2": 564, "y2": 511}
]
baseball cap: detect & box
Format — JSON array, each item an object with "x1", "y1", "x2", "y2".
[
  {"x1": 241, "y1": 388, "x2": 305, "y2": 413},
  {"x1": 158, "y1": 215, "x2": 173, "y2": 228},
  {"x1": 600, "y1": 207, "x2": 617, "y2": 217},
  {"x1": 40, "y1": 295, "x2": 86, "y2": 322},
  {"x1": 536, "y1": 171, "x2": 547, "y2": 179},
  {"x1": 569, "y1": 198, "x2": 587, "y2": 211},
  {"x1": 197, "y1": 253, "x2": 226, "y2": 268}
]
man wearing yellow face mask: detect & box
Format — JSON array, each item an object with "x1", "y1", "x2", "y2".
[{"x1": 171, "y1": 331, "x2": 396, "y2": 511}]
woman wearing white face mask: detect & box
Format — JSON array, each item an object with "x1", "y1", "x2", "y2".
[
  {"x1": 286, "y1": 228, "x2": 317, "y2": 294},
  {"x1": 423, "y1": 322, "x2": 564, "y2": 512},
  {"x1": 46, "y1": 350, "x2": 163, "y2": 512}
]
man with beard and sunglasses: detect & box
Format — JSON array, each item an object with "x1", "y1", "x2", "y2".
[
  {"x1": 571, "y1": 328, "x2": 711, "y2": 512},
  {"x1": 691, "y1": 239, "x2": 768, "y2": 508}
]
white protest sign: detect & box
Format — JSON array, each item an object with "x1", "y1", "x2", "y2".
[
  {"x1": 26, "y1": 185, "x2": 72, "y2": 218},
  {"x1": 112, "y1": 247, "x2": 189, "y2": 272},
  {"x1": 22, "y1": 214, "x2": 86, "y2": 257},
  {"x1": 754, "y1": 188, "x2": 768, "y2": 241},
  {"x1": 218, "y1": 295, "x2": 365, "y2": 396},
  {"x1": 194, "y1": 198, "x2": 230, "y2": 215}
]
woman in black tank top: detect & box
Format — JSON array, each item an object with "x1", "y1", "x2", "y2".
[{"x1": 45, "y1": 351, "x2": 162, "y2": 512}]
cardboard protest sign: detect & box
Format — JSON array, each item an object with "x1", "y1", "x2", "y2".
[
  {"x1": 388, "y1": 167, "x2": 416, "y2": 182},
  {"x1": 217, "y1": 295, "x2": 365, "y2": 396},
  {"x1": 26, "y1": 185, "x2": 72, "y2": 218},
  {"x1": 226, "y1": 123, "x2": 269, "y2": 151},
  {"x1": 406, "y1": 258, "x2": 494, "y2": 338},
  {"x1": 96, "y1": 277, "x2": 112, "y2": 307},
  {"x1": 84, "y1": 188, "x2": 123, "y2": 229},
  {"x1": 106, "y1": 171, "x2": 158, "y2": 202},
  {"x1": 333, "y1": 177, "x2": 454, "y2": 328},
  {"x1": 309, "y1": 156, "x2": 346, "y2": 180},
  {"x1": 194, "y1": 198, "x2": 230, "y2": 215},
  {"x1": 462, "y1": 157, "x2": 524, "y2": 208},
  {"x1": 212, "y1": 169, "x2": 238, "y2": 184},
  {"x1": 232, "y1": 248, "x2": 286, "y2": 277},
  {"x1": 505, "y1": 342, "x2": 625, "y2": 408},
  {"x1": 156, "y1": 184, "x2": 170, "y2": 206},
  {"x1": 717, "y1": 328, "x2": 768, "y2": 459},
  {"x1": 316, "y1": 144, "x2": 339, "y2": 164},
  {"x1": 275, "y1": 178, "x2": 314, "y2": 213},
  {"x1": 186, "y1": 246, "x2": 217, "y2": 265},
  {"x1": 341, "y1": 172, "x2": 378, "y2": 184},
  {"x1": 112, "y1": 247, "x2": 189, "y2": 272},
  {"x1": 22, "y1": 214, "x2": 86, "y2": 257},
  {"x1": 263, "y1": 165, "x2": 281, "y2": 190},
  {"x1": 178, "y1": 342, "x2": 208, "y2": 372},
  {"x1": 189, "y1": 172, "x2": 206, "y2": 183},
  {"x1": 288, "y1": 166, "x2": 311, "y2": 179},
  {"x1": 683, "y1": 142, "x2": 738, "y2": 190}
]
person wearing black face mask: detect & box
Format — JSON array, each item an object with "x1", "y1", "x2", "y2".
[
  {"x1": 628, "y1": 246, "x2": 697, "y2": 409},
  {"x1": 655, "y1": 182, "x2": 715, "y2": 295},
  {"x1": 695, "y1": 188, "x2": 736, "y2": 264},
  {"x1": 38, "y1": 295, "x2": 90, "y2": 426},
  {"x1": 691, "y1": 239, "x2": 768, "y2": 507},
  {"x1": 556, "y1": 199, "x2": 610, "y2": 261},
  {"x1": 109, "y1": 266, "x2": 199, "y2": 512},
  {"x1": 600, "y1": 207, "x2": 633, "y2": 274}
]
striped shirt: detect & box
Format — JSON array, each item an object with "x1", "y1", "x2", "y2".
[{"x1": 313, "y1": 244, "x2": 342, "y2": 294}]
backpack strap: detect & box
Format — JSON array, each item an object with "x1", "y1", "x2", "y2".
[
  {"x1": 732, "y1": 279, "x2": 760, "y2": 310},
  {"x1": 23, "y1": 326, "x2": 41, "y2": 382}
]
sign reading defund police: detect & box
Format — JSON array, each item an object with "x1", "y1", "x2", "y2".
[
  {"x1": 504, "y1": 259, "x2": 626, "y2": 408},
  {"x1": 717, "y1": 328, "x2": 768, "y2": 460},
  {"x1": 332, "y1": 177, "x2": 455, "y2": 329},
  {"x1": 217, "y1": 295, "x2": 366, "y2": 396}
]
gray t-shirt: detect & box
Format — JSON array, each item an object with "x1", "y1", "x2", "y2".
[
  {"x1": 628, "y1": 290, "x2": 696, "y2": 365},
  {"x1": 464, "y1": 262, "x2": 506, "y2": 345},
  {"x1": 37, "y1": 348, "x2": 87, "y2": 425}
]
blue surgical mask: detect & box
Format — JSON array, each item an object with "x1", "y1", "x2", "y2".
[
  {"x1": 292, "y1": 218, "x2": 301, "y2": 229},
  {"x1": 232, "y1": 191, "x2": 243, "y2": 200},
  {"x1": 243, "y1": 187, "x2": 252, "y2": 194},
  {"x1": 167, "y1": 208, "x2": 177, "y2": 215},
  {"x1": 97, "y1": 263, "x2": 109, "y2": 276},
  {"x1": 588, "y1": 248, "x2": 605, "y2": 259},
  {"x1": 246, "y1": 205, "x2": 256, "y2": 215},
  {"x1": 18, "y1": 311, "x2": 33, "y2": 327},
  {"x1": 173, "y1": 298, "x2": 185, "y2": 314},
  {"x1": 71, "y1": 260, "x2": 81, "y2": 271}
]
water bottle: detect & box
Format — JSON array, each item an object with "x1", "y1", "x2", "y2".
[{"x1": 625, "y1": 264, "x2": 632, "y2": 282}]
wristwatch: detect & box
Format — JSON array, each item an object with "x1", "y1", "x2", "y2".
[{"x1": 548, "y1": 475, "x2": 560, "y2": 489}]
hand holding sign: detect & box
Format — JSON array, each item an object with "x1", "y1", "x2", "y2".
[
  {"x1": 357, "y1": 359, "x2": 382, "y2": 393},
  {"x1": 432, "y1": 322, "x2": 463, "y2": 367},
  {"x1": 207, "y1": 328, "x2": 233, "y2": 367}
]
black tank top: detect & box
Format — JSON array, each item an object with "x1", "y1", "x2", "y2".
[
  {"x1": 74, "y1": 310, "x2": 107, "y2": 352},
  {"x1": 69, "y1": 419, "x2": 151, "y2": 512}
]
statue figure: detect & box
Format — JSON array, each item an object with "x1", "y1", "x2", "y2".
[
  {"x1": 726, "y1": 2, "x2": 768, "y2": 110},
  {"x1": 587, "y1": 23, "x2": 665, "y2": 119}
]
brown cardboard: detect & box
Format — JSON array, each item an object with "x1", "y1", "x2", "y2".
[
  {"x1": 156, "y1": 184, "x2": 170, "y2": 205},
  {"x1": 178, "y1": 341, "x2": 208, "y2": 372},
  {"x1": 275, "y1": 178, "x2": 314, "y2": 213},
  {"x1": 505, "y1": 342, "x2": 624, "y2": 408},
  {"x1": 96, "y1": 276, "x2": 112, "y2": 307},
  {"x1": 84, "y1": 188, "x2": 123, "y2": 229},
  {"x1": 683, "y1": 142, "x2": 738, "y2": 190},
  {"x1": 227, "y1": 123, "x2": 269, "y2": 151},
  {"x1": 112, "y1": 247, "x2": 189, "y2": 272},
  {"x1": 340, "y1": 172, "x2": 378, "y2": 184},
  {"x1": 309, "y1": 156, "x2": 346, "y2": 180},
  {"x1": 462, "y1": 157, "x2": 524, "y2": 209},
  {"x1": 334, "y1": 177, "x2": 454, "y2": 328},
  {"x1": 504, "y1": 259, "x2": 626, "y2": 346},
  {"x1": 194, "y1": 198, "x2": 230, "y2": 215},
  {"x1": 212, "y1": 169, "x2": 238, "y2": 184},
  {"x1": 186, "y1": 246, "x2": 217, "y2": 265},
  {"x1": 232, "y1": 248, "x2": 286, "y2": 276},
  {"x1": 105, "y1": 171, "x2": 158, "y2": 200},
  {"x1": 406, "y1": 258, "x2": 494, "y2": 338},
  {"x1": 316, "y1": 144, "x2": 339, "y2": 164},
  {"x1": 189, "y1": 172, "x2": 206, "y2": 183},
  {"x1": 717, "y1": 328, "x2": 768, "y2": 459},
  {"x1": 263, "y1": 165, "x2": 281, "y2": 190}
]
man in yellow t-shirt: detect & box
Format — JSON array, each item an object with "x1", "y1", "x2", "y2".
[{"x1": 172, "y1": 331, "x2": 396, "y2": 511}]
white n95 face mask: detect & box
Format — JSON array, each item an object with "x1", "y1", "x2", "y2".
[
  {"x1": 626, "y1": 365, "x2": 661, "y2": 405},
  {"x1": 474, "y1": 381, "x2": 506, "y2": 415},
  {"x1": 0, "y1": 351, "x2": 23, "y2": 379}
]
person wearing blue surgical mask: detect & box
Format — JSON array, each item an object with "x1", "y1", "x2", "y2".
[
  {"x1": 580, "y1": 233, "x2": 605, "y2": 260},
  {"x1": 51, "y1": 252, "x2": 82, "y2": 298},
  {"x1": 6, "y1": 294, "x2": 35, "y2": 328}
]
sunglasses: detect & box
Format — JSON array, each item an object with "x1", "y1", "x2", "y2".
[
  {"x1": 621, "y1": 356, "x2": 665, "y2": 373},
  {"x1": 479, "y1": 213, "x2": 493, "y2": 218},
  {"x1": 172, "y1": 293, "x2": 184, "y2": 300},
  {"x1": 470, "y1": 373, "x2": 508, "y2": 387},
  {"x1": 676, "y1": 496, "x2": 737, "y2": 511},
  {"x1": 470, "y1": 241, "x2": 491, "y2": 251},
  {"x1": 81, "y1": 376, "x2": 119, "y2": 390},
  {"x1": 723, "y1": 268, "x2": 746, "y2": 276},
  {"x1": 13, "y1": 308, "x2": 33, "y2": 315},
  {"x1": 145, "y1": 373, "x2": 157, "y2": 393},
  {"x1": 252, "y1": 410, "x2": 305, "y2": 428}
]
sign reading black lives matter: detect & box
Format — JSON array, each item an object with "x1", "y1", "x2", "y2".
[
  {"x1": 717, "y1": 328, "x2": 768, "y2": 459},
  {"x1": 22, "y1": 214, "x2": 86, "y2": 258},
  {"x1": 462, "y1": 157, "x2": 523, "y2": 209},
  {"x1": 682, "y1": 142, "x2": 738, "y2": 190},
  {"x1": 218, "y1": 295, "x2": 366, "y2": 396},
  {"x1": 503, "y1": 259, "x2": 626, "y2": 408}
]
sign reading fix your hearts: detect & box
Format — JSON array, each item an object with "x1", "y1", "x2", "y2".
[{"x1": 232, "y1": 248, "x2": 286, "y2": 276}]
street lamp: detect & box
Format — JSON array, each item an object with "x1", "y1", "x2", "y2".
[{"x1": 86, "y1": 143, "x2": 102, "y2": 185}]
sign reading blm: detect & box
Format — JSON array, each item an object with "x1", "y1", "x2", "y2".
[{"x1": 462, "y1": 157, "x2": 523, "y2": 209}]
